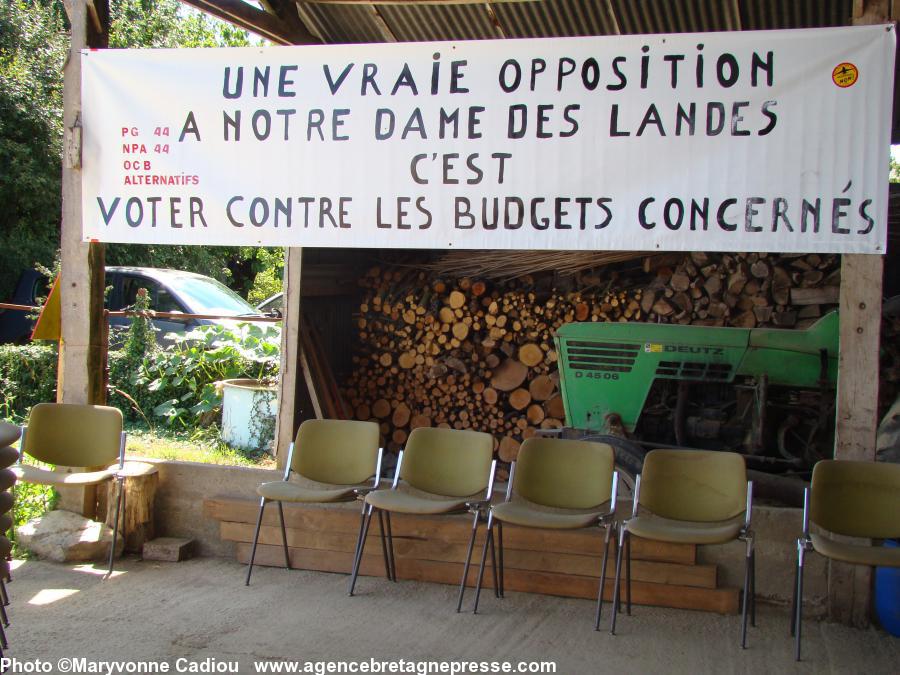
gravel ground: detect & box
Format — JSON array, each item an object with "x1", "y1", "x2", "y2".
[{"x1": 3, "y1": 557, "x2": 898, "y2": 674}]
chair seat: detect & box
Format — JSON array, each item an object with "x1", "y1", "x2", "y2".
[
  {"x1": 491, "y1": 501, "x2": 604, "y2": 530},
  {"x1": 11, "y1": 464, "x2": 116, "y2": 486},
  {"x1": 0, "y1": 422, "x2": 20, "y2": 449},
  {"x1": 811, "y1": 533, "x2": 900, "y2": 567},
  {"x1": 625, "y1": 514, "x2": 743, "y2": 545},
  {"x1": 0, "y1": 445, "x2": 19, "y2": 469},
  {"x1": 257, "y1": 480, "x2": 356, "y2": 503},
  {"x1": 0, "y1": 491, "x2": 13, "y2": 514},
  {"x1": 0, "y1": 469, "x2": 15, "y2": 492},
  {"x1": 365, "y1": 489, "x2": 468, "y2": 515}
]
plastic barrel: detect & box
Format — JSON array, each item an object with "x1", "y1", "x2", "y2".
[{"x1": 875, "y1": 539, "x2": 900, "y2": 637}]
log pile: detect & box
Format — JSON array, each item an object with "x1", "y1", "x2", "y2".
[
  {"x1": 340, "y1": 252, "x2": 842, "y2": 464},
  {"x1": 881, "y1": 307, "x2": 900, "y2": 417},
  {"x1": 637, "y1": 252, "x2": 840, "y2": 328}
]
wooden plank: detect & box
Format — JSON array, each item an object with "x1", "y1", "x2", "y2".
[
  {"x1": 222, "y1": 521, "x2": 717, "y2": 588},
  {"x1": 237, "y1": 543, "x2": 738, "y2": 614},
  {"x1": 275, "y1": 247, "x2": 302, "y2": 468},
  {"x1": 205, "y1": 497, "x2": 696, "y2": 564}
]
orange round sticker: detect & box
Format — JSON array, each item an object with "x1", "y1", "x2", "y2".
[{"x1": 832, "y1": 63, "x2": 858, "y2": 88}]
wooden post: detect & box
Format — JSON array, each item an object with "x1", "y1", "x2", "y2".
[
  {"x1": 104, "y1": 462, "x2": 159, "y2": 553},
  {"x1": 828, "y1": 0, "x2": 891, "y2": 629},
  {"x1": 57, "y1": 0, "x2": 109, "y2": 517},
  {"x1": 275, "y1": 247, "x2": 302, "y2": 471}
]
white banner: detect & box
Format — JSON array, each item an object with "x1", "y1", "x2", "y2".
[{"x1": 82, "y1": 26, "x2": 895, "y2": 253}]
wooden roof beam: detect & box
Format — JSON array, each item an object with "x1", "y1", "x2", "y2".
[{"x1": 180, "y1": 0, "x2": 321, "y2": 45}]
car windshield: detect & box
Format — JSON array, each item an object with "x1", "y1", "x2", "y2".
[{"x1": 165, "y1": 276, "x2": 257, "y2": 316}]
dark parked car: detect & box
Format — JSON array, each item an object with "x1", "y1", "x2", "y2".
[
  {"x1": 256, "y1": 292, "x2": 283, "y2": 316},
  {"x1": 1, "y1": 267, "x2": 265, "y2": 344},
  {"x1": 106, "y1": 266, "x2": 267, "y2": 339},
  {"x1": 0, "y1": 269, "x2": 49, "y2": 344}
]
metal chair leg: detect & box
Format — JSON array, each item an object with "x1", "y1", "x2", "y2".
[
  {"x1": 0, "y1": 617, "x2": 6, "y2": 650},
  {"x1": 245, "y1": 496, "x2": 267, "y2": 586},
  {"x1": 790, "y1": 554, "x2": 799, "y2": 637},
  {"x1": 488, "y1": 527, "x2": 500, "y2": 599},
  {"x1": 610, "y1": 527, "x2": 627, "y2": 635},
  {"x1": 0, "y1": 595, "x2": 7, "y2": 629},
  {"x1": 384, "y1": 511, "x2": 396, "y2": 582},
  {"x1": 472, "y1": 512, "x2": 494, "y2": 614},
  {"x1": 741, "y1": 539, "x2": 752, "y2": 649},
  {"x1": 0, "y1": 577, "x2": 8, "y2": 606},
  {"x1": 750, "y1": 548, "x2": 757, "y2": 627},
  {"x1": 348, "y1": 504, "x2": 375, "y2": 596},
  {"x1": 377, "y1": 510, "x2": 392, "y2": 581},
  {"x1": 276, "y1": 502, "x2": 291, "y2": 569},
  {"x1": 351, "y1": 500, "x2": 368, "y2": 570},
  {"x1": 794, "y1": 544, "x2": 806, "y2": 661},
  {"x1": 456, "y1": 511, "x2": 480, "y2": 612},
  {"x1": 497, "y1": 521, "x2": 505, "y2": 598},
  {"x1": 595, "y1": 523, "x2": 613, "y2": 630},
  {"x1": 625, "y1": 529, "x2": 632, "y2": 615},
  {"x1": 106, "y1": 476, "x2": 125, "y2": 579}
]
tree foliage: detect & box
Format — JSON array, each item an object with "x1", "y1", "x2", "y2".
[
  {"x1": 0, "y1": 0, "x2": 281, "y2": 301},
  {"x1": 0, "y1": 0, "x2": 68, "y2": 300}
]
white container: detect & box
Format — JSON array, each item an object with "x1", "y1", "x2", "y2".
[{"x1": 220, "y1": 378, "x2": 277, "y2": 452}]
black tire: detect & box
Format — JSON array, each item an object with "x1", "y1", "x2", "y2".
[{"x1": 576, "y1": 433, "x2": 646, "y2": 496}]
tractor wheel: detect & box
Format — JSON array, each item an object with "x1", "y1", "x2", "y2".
[{"x1": 577, "y1": 434, "x2": 646, "y2": 499}]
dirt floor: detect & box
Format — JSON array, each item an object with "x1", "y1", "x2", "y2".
[{"x1": 4, "y1": 557, "x2": 899, "y2": 674}]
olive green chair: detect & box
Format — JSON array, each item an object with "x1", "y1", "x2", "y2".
[
  {"x1": 0, "y1": 421, "x2": 19, "y2": 654},
  {"x1": 792, "y1": 459, "x2": 900, "y2": 661},
  {"x1": 610, "y1": 449, "x2": 755, "y2": 647},
  {"x1": 348, "y1": 426, "x2": 495, "y2": 602},
  {"x1": 468, "y1": 437, "x2": 618, "y2": 626},
  {"x1": 246, "y1": 418, "x2": 383, "y2": 585},
  {"x1": 12, "y1": 403, "x2": 126, "y2": 578}
]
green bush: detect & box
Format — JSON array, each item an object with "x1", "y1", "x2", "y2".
[
  {"x1": 107, "y1": 287, "x2": 165, "y2": 423},
  {"x1": 134, "y1": 322, "x2": 280, "y2": 427},
  {"x1": 0, "y1": 342, "x2": 58, "y2": 537},
  {"x1": 0, "y1": 342, "x2": 57, "y2": 421}
]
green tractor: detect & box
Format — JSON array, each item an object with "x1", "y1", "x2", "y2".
[{"x1": 555, "y1": 312, "x2": 839, "y2": 483}]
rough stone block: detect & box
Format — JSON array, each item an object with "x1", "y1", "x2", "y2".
[
  {"x1": 142, "y1": 537, "x2": 194, "y2": 562},
  {"x1": 18, "y1": 509, "x2": 123, "y2": 562}
]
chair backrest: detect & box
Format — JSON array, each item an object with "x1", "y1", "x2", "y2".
[
  {"x1": 22, "y1": 403, "x2": 123, "y2": 468},
  {"x1": 514, "y1": 437, "x2": 615, "y2": 509},
  {"x1": 640, "y1": 449, "x2": 746, "y2": 522},
  {"x1": 400, "y1": 427, "x2": 493, "y2": 497},
  {"x1": 810, "y1": 460, "x2": 900, "y2": 539},
  {"x1": 292, "y1": 419, "x2": 380, "y2": 485}
]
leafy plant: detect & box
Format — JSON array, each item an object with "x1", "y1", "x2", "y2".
[
  {"x1": 0, "y1": 342, "x2": 58, "y2": 421},
  {"x1": 13, "y1": 480, "x2": 57, "y2": 534},
  {"x1": 135, "y1": 322, "x2": 280, "y2": 427}
]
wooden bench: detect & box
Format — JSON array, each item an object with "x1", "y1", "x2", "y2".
[{"x1": 205, "y1": 496, "x2": 739, "y2": 614}]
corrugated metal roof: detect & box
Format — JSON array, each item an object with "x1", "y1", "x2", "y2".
[
  {"x1": 378, "y1": 3, "x2": 501, "y2": 42},
  {"x1": 296, "y1": 2, "x2": 387, "y2": 44},
  {"x1": 289, "y1": 0, "x2": 857, "y2": 47},
  {"x1": 610, "y1": 0, "x2": 741, "y2": 34},
  {"x1": 739, "y1": 0, "x2": 853, "y2": 31},
  {"x1": 492, "y1": 1, "x2": 619, "y2": 39}
]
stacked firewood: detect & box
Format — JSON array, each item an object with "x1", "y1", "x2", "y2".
[
  {"x1": 637, "y1": 252, "x2": 840, "y2": 328},
  {"x1": 340, "y1": 252, "x2": 842, "y2": 461}
]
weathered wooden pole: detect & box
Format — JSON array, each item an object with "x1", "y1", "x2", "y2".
[
  {"x1": 830, "y1": 0, "x2": 894, "y2": 627},
  {"x1": 57, "y1": 0, "x2": 109, "y2": 516}
]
